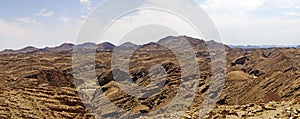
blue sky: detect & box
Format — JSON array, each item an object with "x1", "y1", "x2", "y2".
[
  {"x1": 0, "y1": 0, "x2": 300, "y2": 50},
  {"x1": 1, "y1": 0, "x2": 81, "y2": 23},
  {"x1": 0, "y1": 0, "x2": 96, "y2": 30}
]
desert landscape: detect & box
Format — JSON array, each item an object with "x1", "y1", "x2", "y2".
[{"x1": 0, "y1": 36, "x2": 299, "y2": 119}]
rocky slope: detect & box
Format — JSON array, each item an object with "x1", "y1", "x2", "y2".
[{"x1": 0, "y1": 36, "x2": 299, "y2": 118}]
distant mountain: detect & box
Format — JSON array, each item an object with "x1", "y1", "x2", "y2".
[
  {"x1": 19, "y1": 46, "x2": 39, "y2": 53},
  {"x1": 139, "y1": 42, "x2": 163, "y2": 50},
  {"x1": 0, "y1": 36, "x2": 231, "y2": 55},
  {"x1": 0, "y1": 46, "x2": 39, "y2": 55},
  {"x1": 73, "y1": 42, "x2": 115, "y2": 52},
  {"x1": 158, "y1": 36, "x2": 206, "y2": 48},
  {"x1": 41, "y1": 43, "x2": 75, "y2": 52},
  {"x1": 75, "y1": 42, "x2": 97, "y2": 49},
  {"x1": 228, "y1": 45, "x2": 260, "y2": 49},
  {"x1": 260, "y1": 45, "x2": 298, "y2": 48},
  {"x1": 0, "y1": 49, "x2": 18, "y2": 55},
  {"x1": 1, "y1": 43, "x2": 75, "y2": 55},
  {"x1": 158, "y1": 35, "x2": 229, "y2": 51},
  {"x1": 228, "y1": 45, "x2": 298, "y2": 49},
  {"x1": 115, "y1": 42, "x2": 139, "y2": 50},
  {"x1": 158, "y1": 36, "x2": 206, "y2": 46},
  {"x1": 96, "y1": 42, "x2": 115, "y2": 51}
]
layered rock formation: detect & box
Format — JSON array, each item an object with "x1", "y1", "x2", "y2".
[{"x1": 0, "y1": 36, "x2": 299, "y2": 119}]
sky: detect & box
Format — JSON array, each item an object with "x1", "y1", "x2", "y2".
[{"x1": 0, "y1": 0, "x2": 300, "y2": 50}]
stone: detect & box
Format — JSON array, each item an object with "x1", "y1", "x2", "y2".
[{"x1": 263, "y1": 103, "x2": 276, "y2": 110}]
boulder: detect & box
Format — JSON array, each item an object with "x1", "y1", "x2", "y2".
[{"x1": 231, "y1": 56, "x2": 248, "y2": 66}]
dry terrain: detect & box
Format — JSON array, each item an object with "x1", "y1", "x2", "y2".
[{"x1": 0, "y1": 36, "x2": 299, "y2": 119}]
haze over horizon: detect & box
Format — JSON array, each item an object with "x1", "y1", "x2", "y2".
[
  {"x1": 1, "y1": 35, "x2": 299, "y2": 52},
  {"x1": 1, "y1": 0, "x2": 300, "y2": 50}
]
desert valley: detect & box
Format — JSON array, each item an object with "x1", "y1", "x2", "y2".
[{"x1": 0, "y1": 36, "x2": 299, "y2": 119}]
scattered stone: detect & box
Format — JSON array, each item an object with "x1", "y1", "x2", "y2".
[
  {"x1": 263, "y1": 102, "x2": 276, "y2": 110},
  {"x1": 132, "y1": 105, "x2": 150, "y2": 113},
  {"x1": 286, "y1": 108, "x2": 292, "y2": 116},
  {"x1": 296, "y1": 108, "x2": 300, "y2": 113},
  {"x1": 231, "y1": 56, "x2": 248, "y2": 66}
]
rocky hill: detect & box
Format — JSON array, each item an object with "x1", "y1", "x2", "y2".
[
  {"x1": 0, "y1": 42, "x2": 115, "y2": 55},
  {"x1": 0, "y1": 36, "x2": 299, "y2": 119},
  {"x1": 42, "y1": 43, "x2": 75, "y2": 52},
  {"x1": 115, "y1": 42, "x2": 140, "y2": 50}
]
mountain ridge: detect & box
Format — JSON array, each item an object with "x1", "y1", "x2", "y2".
[
  {"x1": 2, "y1": 36, "x2": 299, "y2": 55},
  {"x1": 0, "y1": 36, "x2": 227, "y2": 55},
  {"x1": 0, "y1": 35, "x2": 299, "y2": 118}
]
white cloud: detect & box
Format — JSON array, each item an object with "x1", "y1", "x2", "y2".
[
  {"x1": 81, "y1": 0, "x2": 299, "y2": 45},
  {"x1": 201, "y1": 0, "x2": 266, "y2": 15},
  {"x1": 35, "y1": 8, "x2": 55, "y2": 17},
  {"x1": 207, "y1": 14, "x2": 300, "y2": 45},
  {"x1": 80, "y1": 0, "x2": 92, "y2": 12},
  {"x1": 80, "y1": 0, "x2": 91, "y2": 4},
  {"x1": 263, "y1": 0, "x2": 300, "y2": 9},
  {"x1": 0, "y1": 19, "x2": 36, "y2": 49},
  {"x1": 101, "y1": 10, "x2": 200, "y2": 45},
  {"x1": 1, "y1": 0, "x2": 300, "y2": 51},
  {"x1": 59, "y1": 16, "x2": 71, "y2": 24},
  {"x1": 197, "y1": 0, "x2": 300, "y2": 45},
  {"x1": 15, "y1": 17, "x2": 37, "y2": 24},
  {"x1": 283, "y1": 12, "x2": 300, "y2": 16},
  {"x1": 200, "y1": 0, "x2": 300, "y2": 15},
  {"x1": 0, "y1": 18, "x2": 80, "y2": 50}
]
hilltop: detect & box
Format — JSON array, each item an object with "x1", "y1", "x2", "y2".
[{"x1": 0, "y1": 36, "x2": 299, "y2": 118}]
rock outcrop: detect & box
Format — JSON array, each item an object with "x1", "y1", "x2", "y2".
[{"x1": 0, "y1": 36, "x2": 299, "y2": 118}]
